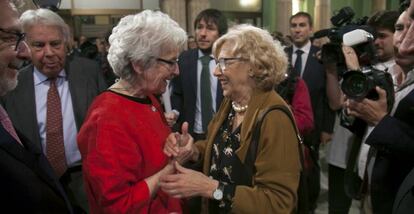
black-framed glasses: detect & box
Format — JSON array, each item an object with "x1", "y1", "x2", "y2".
[
  {"x1": 215, "y1": 57, "x2": 246, "y2": 72},
  {"x1": 156, "y1": 57, "x2": 179, "y2": 70},
  {"x1": 0, "y1": 28, "x2": 26, "y2": 51}
]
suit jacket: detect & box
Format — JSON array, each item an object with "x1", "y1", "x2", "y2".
[
  {"x1": 1, "y1": 56, "x2": 107, "y2": 149},
  {"x1": 393, "y1": 167, "x2": 414, "y2": 214},
  {"x1": 366, "y1": 88, "x2": 414, "y2": 214},
  {"x1": 171, "y1": 49, "x2": 223, "y2": 134},
  {"x1": 285, "y1": 45, "x2": 336, "y2": 144},
  {"x1": 0, "y1": 124, "x2": 72, "y2": 213},
  {"x1": 195, "y1": 89, "x2": 300, "y2": 213}
]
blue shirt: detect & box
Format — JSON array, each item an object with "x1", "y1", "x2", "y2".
[{"x1": 33, "y1": 68, "x2": 80, "y2": 167}]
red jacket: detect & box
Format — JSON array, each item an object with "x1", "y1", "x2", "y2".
[
  {"x1": 77, "y1": 91, "x2": 182, "y2": 214},
  {"x1": 291, "y1": 78, "x2": 314, "y2": 136}
]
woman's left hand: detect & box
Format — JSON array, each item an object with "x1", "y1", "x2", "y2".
[{"x1": 159, "y1": 162, "x2": 218, "y2": 198}]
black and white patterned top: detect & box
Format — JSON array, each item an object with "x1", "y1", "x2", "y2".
[{"x1": 208, "y1": 109, "x2": 242, "y2": 213}]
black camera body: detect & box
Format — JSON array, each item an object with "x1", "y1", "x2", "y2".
[{"x1": 341, "y1": 68, "x2": 395, "y2": 111}]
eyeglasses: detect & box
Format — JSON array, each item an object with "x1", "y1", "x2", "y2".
[
  {"x1": 156, "y1": 57, "x2": 179, "y2": 70},
  {"x1": 215, "y1": 57, "x2": 246, "y2": 72},
  {"x1": 0, "y1": 28, "x2": 26, "y2": 51}
]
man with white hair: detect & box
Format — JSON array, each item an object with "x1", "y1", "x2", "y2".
[
  {"x1": 0, "y1": 0, "x2": 72, "y2": 212},
  {"x1": 2, "y1": 8, "x2": 107, "y2": 212}
]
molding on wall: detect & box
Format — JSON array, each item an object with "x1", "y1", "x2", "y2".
[{"x1": 70, "y1": 9, "x2": 140, "y2": 15}]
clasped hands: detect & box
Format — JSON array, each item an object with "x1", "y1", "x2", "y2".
[{"x1": 160, "y1": 122, "x2": 218, "y2": 199}]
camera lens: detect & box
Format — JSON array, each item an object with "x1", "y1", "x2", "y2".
[{"x1": 341, "y1": 71, "x2": 369, "y2": 99}]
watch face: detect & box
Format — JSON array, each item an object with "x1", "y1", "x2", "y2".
[{"x1": 213, "y1": 189, "x2": 223, "y2": 200}]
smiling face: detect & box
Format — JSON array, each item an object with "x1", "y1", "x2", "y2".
[
  {"x1": 0, "y1": 1, "x2": 30, "y2": 96},
  {"x1": 213, "y1": 41, "x2": 253, "y2": 101},
  {"x1": 137, "y1": 49, "x2": 180, "y2": 95},
  {"x1": 26, "y1": 24, "x2": 66, "y2": 78}
]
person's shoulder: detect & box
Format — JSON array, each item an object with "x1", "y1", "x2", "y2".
[
  {"x1": 69, "y1": 56, "x2": 99, "y2": 68},
  {"x1": 179, "y1": 49, "x2": 198, "y2": 59}
]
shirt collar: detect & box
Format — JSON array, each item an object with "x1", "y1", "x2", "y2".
[
  {"x1": 198, "y1": 49, "x2": 214, "y2": 59},
  {"x1": 33, "y1": 67, "x2": 67, "y2": 86},
  {"x1": 374, "y1": 59, "x2": 395, "y2": 71},
  {"x1": 293, "y1": 40, "x2": 311, "y2": 54}
]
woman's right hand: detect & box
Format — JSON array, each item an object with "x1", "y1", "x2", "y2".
[{"x1": 163, "y1": 122, "x2": 198, "y2": 164}]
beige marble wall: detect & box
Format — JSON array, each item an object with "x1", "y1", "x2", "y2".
[
  {"x1": 187, "y1": 0, "x2": 210, "y2": 35},
  {"x1": 160, "y1": 0, "x2": 187, "y2": 32},
  {"x1": 371, "y1": 0, "x2": 386, "y2": 13},
  {"x1": 314, "y1": 0, "x2": 331, "y2": 31},
  {"x1": 276, "y1": 0, "x2": 292, "y2": 36}
]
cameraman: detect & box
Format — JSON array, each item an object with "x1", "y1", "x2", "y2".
[
  {"x1": 368, "y1": 10, "x2": 401, "y2": 89},
  {"x1": 346, "y1": 6, "x2": 414, "y2": 213}
]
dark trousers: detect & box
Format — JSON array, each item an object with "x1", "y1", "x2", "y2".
[
  {"x1": 306, "y1": 143, "x2": 321, "y2": 212},
  {"x1": 60, "y1": 166, "x2": 88, "y2": 214},
  {"x1": 328, "y1": 164, "x2": 353, "y2": 214}
]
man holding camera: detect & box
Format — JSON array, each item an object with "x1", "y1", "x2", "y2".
[{"x1": 346, "y1": 5, "x2": 414, "y2": 214}]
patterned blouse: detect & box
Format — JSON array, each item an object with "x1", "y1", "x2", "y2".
[{"x1": 208, "y1": 109, "x2": 243, "y2": 213}]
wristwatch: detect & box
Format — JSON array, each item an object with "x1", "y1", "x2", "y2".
[{"x1": 212, "y1": 182, "x2": 224, "y2": 200}]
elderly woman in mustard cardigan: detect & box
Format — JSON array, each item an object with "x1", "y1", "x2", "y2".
[{"x1": 161, "y1": 24, "x2": 301, "y2": 213}]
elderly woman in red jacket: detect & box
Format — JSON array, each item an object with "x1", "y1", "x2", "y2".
[{"x1": 77, "y1": 10, "x2": 187, "y2": 213}]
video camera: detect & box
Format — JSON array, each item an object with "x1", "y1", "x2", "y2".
[{"x1": 315, "y1": 7, "x2": 395, "y2": 129}]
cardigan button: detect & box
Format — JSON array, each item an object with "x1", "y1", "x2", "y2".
[{"x1": 151, "y1": 106, "x2": 157, "y2": 112}]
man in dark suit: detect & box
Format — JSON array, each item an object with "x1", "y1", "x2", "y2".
[
  {"x1": 2, "y1": 8, "x2": 106, "y2": 213},
  {"x1": 0, "y1": 0, "x2": 72, "y2": 212},
  {"x1": 170, "y1": 9, "x2": 227, "y2": 141},
  {"x1": 347, "y1": 2, "x2": 414, "y2": 212},
  {"x1": 286, "y1": 11, "x2": 336, "y2": 212}
]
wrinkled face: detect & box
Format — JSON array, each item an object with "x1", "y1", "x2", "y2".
[
  {"x1": 26, "y1": 25, "x2": 66, "y2": 78},
  {"x1": 138, "y1": 49, "x2": 180, "y2": 95},
  {"x1": 394, "y1": 11, "x2": 414, "y2": 71},
  {"x1": 213, "y1": 41, "x2": 251, "y2": 99},
  {"x1": 0, "y1": 1, "x2": 30, "y2": 96},
  {"x1": 289, "y1": 16, "x2": 313, "y2": 48},
  {"x1": 195, "y1": 19, "x2": 220, "y2": 52},
  {"x1": 374, "y1": 28, "x2": 395, "y2": 62}
]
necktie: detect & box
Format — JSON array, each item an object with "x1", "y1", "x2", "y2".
[
  {"x1": 0, "y1": 106, "x2": 23, "y2": 146},
  {"x1": 46, "y1": 78, "x2": 67, "y2": 177},
  {"x1": 293, "y1": 49, "x2": 304, "y2": 77},
  {"x1": 200, "y1": 55, "x2": 213, "y2": 132}
]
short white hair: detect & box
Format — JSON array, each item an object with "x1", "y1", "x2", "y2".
[
  {"x1": 20, "y1": 8, "x2": 70, "y2": 42},
  {"x1": 108, "y1": 10, "x2": 187, "y2": 83}
]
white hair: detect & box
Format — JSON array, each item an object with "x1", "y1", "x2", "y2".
[
  {"x1": 107, "y1": 10, "x2": 187, "y2": 83},
  {"x1": 20, "y1": 8, "x2": 70, "y2": 42}
]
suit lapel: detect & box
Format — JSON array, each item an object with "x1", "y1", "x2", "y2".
[
  {"x1": 189, "y1": 50, "x2": 199, "y2": 96},
  {"x1": 0, "y1": 126, "x2": 59, "y2": 193},
  {"x1": 302, "y1": 46, "x2": 318, "y2": 80},
  {"x1": 14, "y1": 66, "x2": 41, "y2": 147},
  {"x1": 66, "y1": 58, "x2": 87, "y2": 129}
]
